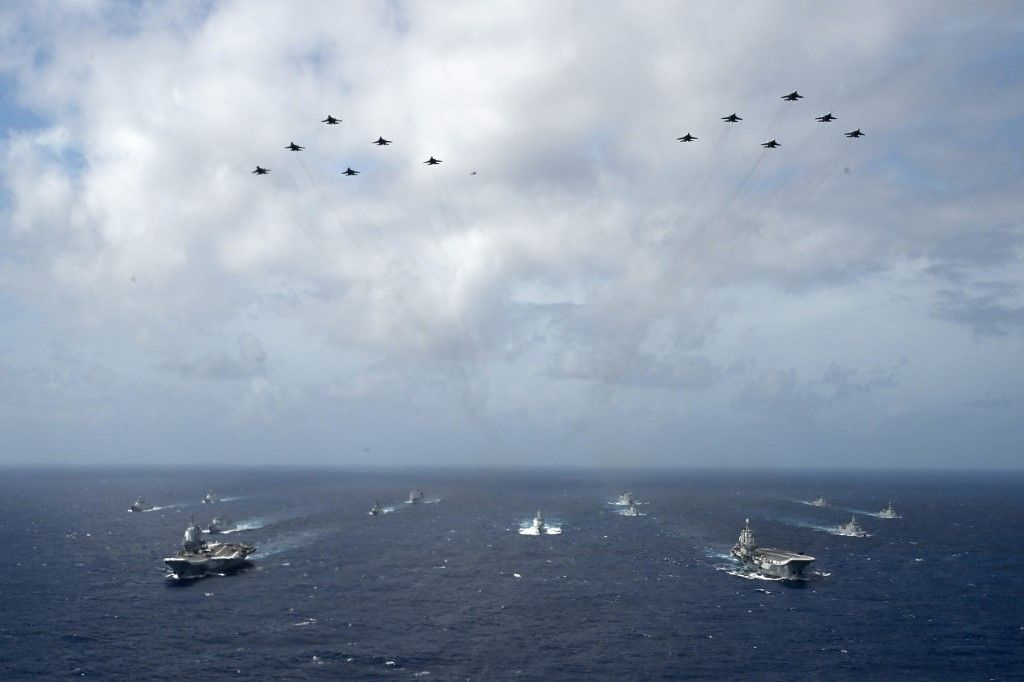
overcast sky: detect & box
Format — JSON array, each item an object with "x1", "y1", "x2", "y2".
[{"x1": 1, "y1": 1, "x2": 1022, "y2": 468}]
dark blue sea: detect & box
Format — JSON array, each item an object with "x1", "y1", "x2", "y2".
[{"x1": 1, "y1": 467, "x2": 1022, "y2": 679}]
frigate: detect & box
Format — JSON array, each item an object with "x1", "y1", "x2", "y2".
[
  {"x1": 368, "y1": 501, "x2": 383, "y2": 516},
  {"x1": 164, "y1": 521, "x2": 254, "y2": 579},
  {"x1": 810, "y1": 496, "x2": 827, "y2": 507},
  {"x1": 616, "y1": 490, "x2": 635, "y2": 506},
  {"x1": 407, "y1": 490, "x2": 424, "y2": 504},
  {"x1": 532, "y1": 511, "x2": 545, "y2": 534},
  {"x1": 129, "y1": 498, "x2": 152, "y2": 513},
  {"x1": 837, "y1": 515, "x2": 868, "y2": 537},
  {"x1": 202, "y1": 491, "x2": 218, "y2": 504},
  {"x1": 207, "y1": 517, "x2": 227, "y2": 534},
  {"x1": 877, "y1": 501, "x2": 899, "y2": 519},
  {"x1": 731, "y1": 519, "x2": 815, "y2": 580}
]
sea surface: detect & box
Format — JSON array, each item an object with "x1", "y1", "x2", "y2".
[{"x1": 1, "y1": 467, "x2": 1022, "y2": 679}]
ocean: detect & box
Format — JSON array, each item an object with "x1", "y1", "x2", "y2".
[{"x1": 0, "y1": 467, "x2": 1021, "y2": 679}]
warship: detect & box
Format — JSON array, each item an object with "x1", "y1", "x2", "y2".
[
  {"x1": 202, "y1": 491, "x2": 218, "y2": 504},
  {"x1": 810, "y1": 496, "x2": 827, "y2": 507},
  {"x1": 164, "y1": 520, "x2": 254, "y2": 579},
  {"x1": 407, "y1": 489, "x2": 424, "y2": 504},
  {"x1": 731, "y1": 519, "x2": 815, "y2": 580},
  {"x1": 622, "y1": 501, "x2": 640, "y2": 517},
  {"x1": 532, "y1": 511, "x2": 546, "y2": 534},
  {"x1": 877, "y1": 501, "x2": 899, "y2": 519},
  {"x1": 616, "y1": 490, "x2": 635, "y2": 506},
  {"x1": 368, "y1": 501, "x2": 383, "y2": 516},
  {"x1": 207, "y1": 517, "x2": 227, "y2": 534},
  {"x1": 129, "y1": 498, "x2": 153, "y2": 513},
  {"x1": 837, "y1": 515, "x2": 868, "y2": 537}
]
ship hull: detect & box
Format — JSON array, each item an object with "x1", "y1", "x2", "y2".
[
  {"x1": 164, "y1": 555, "x2": 250, "y2": 579},
  {"x1": 731, "y1": 548, "x2": 814, "y2": 580}
]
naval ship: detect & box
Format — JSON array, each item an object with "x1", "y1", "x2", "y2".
[
  {"x1": 164, "y1": 521, "x2": 255, "y2": 579},
  {"x1": 622, "y1": 501, "x2": 640, "y2": 517},
  {"x1": 368, "y1": 501, "x2": 383, "y2": 516},
  {"x1": 616, "y1": 490, "x2": 635, "y2": 505},
  {"x1": 877, "y1": 501, "x2": 899, "y2": 519},
  {"x1": 731, "y1": 519, "x2": 815, "y2": 580},
  {"x1": 837, "y1": 515, "x2": 868, "y2": 537},
  {"x1": 202, "y1": 491, "x2": 218, "y2": 504},
  {"x1": 129, "y1": 498, "x2": 153, "y2": 513},
  {"x1": 407, "y1": 489, "x2": 424, "y2": 504},
  {"x1": 207, "y1": 517, "x2": 227, "y2": 534},
  {"x1": 810, "y1": 496, "x2": 827, "y2": 507},
  {"x1": 532, "y1": 511, "x2": 546, "y2": 534}
]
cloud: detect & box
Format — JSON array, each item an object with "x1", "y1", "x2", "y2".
[{"x1": 1, "y1": 1, "x2": 1022, "y2": 466}]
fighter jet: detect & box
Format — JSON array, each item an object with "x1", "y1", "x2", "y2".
[
  {"x1": 372, "y1": 137, "x2": 392, "y2": 146},
  {"x1": 469, "y1": 171, "x2": 477, "y2": 175},
  {"x1": 815, "y1": 113, "x2": 836, "y2": 123},
  {"x1": 424, "y1": 157, "x2": 442, "y2": 165},
  {"x1": 676, "y1": 133, "x2": 698, "y2": 142},
  {"x1": 844, "y1": 128, "x2": 865, "y2": 138},
  {"x1": 286, "y1": 142, "x2": 305, "y2": 151},
  {"x1": 321, "y1": 115, "x2": 341, "y2": 125},
  {"x1": 761, "y1": 139, "x2": 780, "y2": 148},
  {"x1": 781, "y1": 91, "x2": 803, "y2": 101},
  {"x1": 342, "y1": 167, "x2": 359, "y2": 176},
  {"x1": 251, "y1": 166, "x2": 270, "y2": 175},
  {"x1": 721, "y1": 113, "x2": 742, "y2": 123}
]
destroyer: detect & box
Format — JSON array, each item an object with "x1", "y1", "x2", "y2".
[
  {"x1": 202, "y1": 491, "x2": 218, "y2": 504},
  {"x1": 616, "y1": 490, "x2": 635, "y2": 506},
  {"x1": 532, "y1": 511, "x2": 546, "y2": 534},
  {"x1": 731, "y1": 519, "x2": 815, "y2": 580},
  {"x1": 207, "y1": 517, "x2": 228, "y2": 534},
  {"x1": 129, "y1": 498, "x2": 153, "y2": 513},
  {"x1": 164, "y1": 520, "x2": 254, "y2": 579},
  {"x1": 622, "y1": 501, "x2": 640, "y2": 517},
  {"x1": 407, "y1": 489, "x2": 424, "y2": 504},
  {"x1": 877, "y1": 501, "x2": 899, "y2": 519},
  {"x1": 368, "y1": 501, "x2": 383, "y2": 516},
  {"x1": 810, "y1": 496, "x2": 827, "y2": 507},
  {"x1": 837, "y1": 515, "x2": 868, "y2": 537}
]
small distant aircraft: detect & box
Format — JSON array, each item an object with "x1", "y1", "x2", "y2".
[
  {"x1": 286, "y1": 142, "x2": 305, "y2": 151},
  {"x1": 761, "y1": 139, "x2": 780, "y2": 148},
  {"x1": 251, "y1": 166, "x2": 270, "y2": 175},
  {"x1": 424, "y1": 156, "x2": 442, "y2": 165},
  {"x1": 676, "y1": 133, "x2": 698, "y2": 142},
  {"x1": 469, "y1": 171, "x2": 477, "y2": 175},
  {"x1": 781, "y1": 91, "x2": 803, "y2": 101},
  {"x1": 342, "y1": 167, "x2": 359, "y2": 176},
  {"x1": 372, "y1": 137, "x2": 392, "y2": 146},
  {"x1": 844, "y1": 128, "x2": 865, "y2": 138},
  {"x1": 321, "y1": 115, "x2": 341, "y2": 125},
  {"x1": 815, "y1": 113, "x2": 836, "y2": 122},
  {"x1": 721, "y1": 113, "x2": 742, "y2": 123}
]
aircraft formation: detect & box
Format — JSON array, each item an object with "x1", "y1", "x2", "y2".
[{"x1": 250, "y1": 89, "x2": 865, "y2": 177}]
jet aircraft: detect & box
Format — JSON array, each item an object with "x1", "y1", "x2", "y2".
[
  {"x1": 342, "y1": 167, "x2": 359, "y2": 176},
  {"x1": 321, "y1": 115, "x2": 341, "y2": 125},
  {"x1": 761, "y1": 139, "x2": 780, "y2": 148},
  {"x1": 676, "y1": 133, "x2": 698, "y2": 142},
  {"x1": 373, "y1": 137, "x2": 392, "y2": 146},
  {"x1": 815, "y1": 113, "x2": 836, "y2": 122},
  {"x1": 286, "y1": 142, "x2": 305, "y2": 151},
  {"x1": 424, "y1": 157, "x2": 442, "y2": 165},
  {"x1": 781, "y1": 91, "x2": 803, "y2": 101},
  {"x1": 721, "y1": 113, "x2": 742, "y2": 122},
  {"x1": 844, "y1": 128, "x2": 865, "y2": 138},
  {"x1": 251, "y1": 166, "x2": 270, "y2": 175}
]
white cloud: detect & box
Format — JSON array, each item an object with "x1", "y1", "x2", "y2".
[{"x1": 1, "y1": 0, "x2": 1022, "y2": 466}]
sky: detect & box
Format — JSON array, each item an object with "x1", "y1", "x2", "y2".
[{"x1": 0, "y1": 0, "x2": 1022, "y2": 468}]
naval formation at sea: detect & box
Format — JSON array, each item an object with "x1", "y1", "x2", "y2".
[
  {"x1": 148, "y1": 90, "x2": 871, "y2": 580},
  {"x1": 134, "y1": 487, "x2": 899, "y2": 581}
]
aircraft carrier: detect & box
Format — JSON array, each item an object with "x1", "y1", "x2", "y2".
[
  {"x1": 164, "y1": 521, "x2": 254, "y2": 579},
  {"x1": 731, "y1": 519, "x2": 815, "y2": 580}
]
